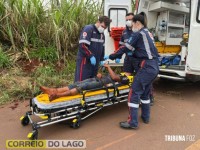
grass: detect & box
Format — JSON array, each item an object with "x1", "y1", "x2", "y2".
[
  {"x1": 0, "y1": 67, "x2": 30, "y2": 105},
  {"x1": 0, "y1": 0, "x2": 135, "y2": 105},
  {"x1": 0, "y1": 0, "x2": 103, "y2": 62},
  {"x1": 0, "y1": 60, "x2": 76, "y2": 105},
  {"x1": 29, "y1": 47, "x2": 58, "y2": 63},
  {"x1": 0, "y1": 47, "x2": 12, "y2": 68},
  {"x1": 0, "y1": 0, "x2": 102, "y2": 105}
]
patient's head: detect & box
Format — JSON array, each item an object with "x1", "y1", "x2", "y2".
[{"x1": 97, "y1": 73, "x2": 103, "y2": 79}]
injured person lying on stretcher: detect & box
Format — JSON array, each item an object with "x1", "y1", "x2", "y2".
[{"x1": 40, "y1": 64, "x2": 131, "y2": 101}]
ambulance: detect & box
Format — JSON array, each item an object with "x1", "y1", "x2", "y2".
[{"x1": 104, "y1": 0, "x2": 200, "y2": 82}]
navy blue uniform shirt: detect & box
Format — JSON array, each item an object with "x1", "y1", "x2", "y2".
[
  {"x1": 110, "y1": 27, "x2": 158, "y2": 60},
  {"x1": 78, "y1": 24, "x2": 105, "y2": 62},
  {"x1": 119, "y1": 27, "x2": 133, "y2": 47}
]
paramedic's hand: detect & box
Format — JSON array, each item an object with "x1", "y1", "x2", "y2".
[
  {"x1": 104, "y1": 55, "x2": 110, "y2": 60},
  {"x1": 99, "y1": 61, "x2": 105, "y2": 66},
  {"x1": 115, "y1": 58, "x2": 120, "y2": 63},
  {"x1": 90, "y1": 56, "x2": 96, "y2": 66}
]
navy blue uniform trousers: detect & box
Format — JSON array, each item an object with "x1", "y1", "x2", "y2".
[
  {"x1": 128, "y1": 59, "x2": 159, "y2": 127},
  {"x1": 74, "y1": 56, "x2": 98, "y2": 82}
]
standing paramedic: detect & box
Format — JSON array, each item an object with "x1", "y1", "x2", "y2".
[
  {"x1": 106, "y1": 14, "x2": 159, "y2": 129},
  {"x1": 118, "y1": 13, "x2": 135, "y2": 76},
  {"x1": 74, "y1": 16, "x2": 111, "y2": 82},
  {"x1": 110, "y1": 12, "x2": 155, "y2": 105}
]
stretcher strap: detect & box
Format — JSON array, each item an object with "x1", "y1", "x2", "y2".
[
  {"x1": 99, "y1": 75, "x2": 121, "y2": 98},
  {"x1": 81, "y1": 86, "x2": 110, "y2": 108},
  {"x1": 80, "y1": 81, "x2": 123, "y2": 106},
  {"x1": 98, "y1": 78, "x2": 114, "y2": 101},
  {"x1": 103, "y1": 85, "x2": 110, "y2": 101},
  {"x1": 111, "y1": 81, "x2": 119, "y2": 97},
  {"x1": 81, "y1": 92, "x2": 87, "y2": 108}
]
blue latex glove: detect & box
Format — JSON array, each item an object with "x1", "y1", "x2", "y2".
[
  {"x1": 127, "y1": 51, "x2": 133, "y2": 56},
  {"x1": 90, "y1": 56, "x2": 96, "y2": 66},
  {"x1": 104, "y1": 55, "x2": 110, "y2": 60},
  {"x1": 115, "y1": 58, "x2": 120, "y2": 63},
  {"x1": 99, "y1": 61, "x2": 105, "y2": 66}
]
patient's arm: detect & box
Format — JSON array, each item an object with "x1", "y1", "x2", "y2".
[{"x1": 103, "y1": 64, "x2": 121, "y2": 82}]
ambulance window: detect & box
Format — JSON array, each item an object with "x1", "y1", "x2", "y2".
[
  {"x1": 197, "y1": 0, "x2": 200, "y2": 23},
  {"x1": 108, "y1": 8, "x2": 128, "y2": 32}
]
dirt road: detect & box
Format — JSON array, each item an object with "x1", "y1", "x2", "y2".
[{"x1": 1, "y1": 79, "x2": 200, "y2": 150}]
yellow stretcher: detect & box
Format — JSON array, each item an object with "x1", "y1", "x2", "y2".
[{"x1": 20, "y1": 83, "x2": 130, "y2": 140}]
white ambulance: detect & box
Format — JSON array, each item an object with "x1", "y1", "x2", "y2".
[{"x1": 104, "y1": 0, "x2": 200, "y2": 82}]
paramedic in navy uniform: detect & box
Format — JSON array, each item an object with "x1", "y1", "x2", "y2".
[
  {"x1": 111, "y1": 12, "x2": 155, "y2": 106},
  {"x1": 74, "y1": 16, "x2": 111, "y2": 82},
  {"x1": 118, "y1": 12, "x2": 135, "y2": 76},
  {"x1": 107, "y1": 14, "x2": 159, "y2": 129}
]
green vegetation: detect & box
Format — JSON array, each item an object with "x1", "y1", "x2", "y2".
[
  {"x1": 0, "y1": 0, "x2": 103, "y2": 62},
  {"x1": 0, "y1": 0, "x2": 135, "y2": 105},
  {"x1": 0, "y1": 47, "x2": 12, "y2": 68},
  {"x1": 0, "y1": 0, "x2": 102, "y2": 104},
  {"x1": 29, "y1": 47, "x2": 58, "y2": 62},
  {"x1": 0, "y1": 60, "x2": 76, "y2": 105}
]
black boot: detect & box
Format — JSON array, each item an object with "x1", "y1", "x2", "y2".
[
  {"x1": 141, "y1": 116, "x2": 149, "y2": 124},
  {"x1": 119, "y1": 121, "x2": 138, "y2": 129},
  {"x1": 141, "y1": 103, "x2": 150, "y2": 124}
]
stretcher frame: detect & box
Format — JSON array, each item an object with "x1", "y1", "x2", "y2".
[{"x1": 20, "y1": 83, "x2": 130, "y2": 140}]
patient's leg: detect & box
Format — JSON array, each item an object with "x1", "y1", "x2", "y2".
[
  {"x1": 49, "y1": 88, "x2": 78, "y2": 101},
  {"x1": 40, "y1": 86, "x2": 55, "y2": 95},
  {"x1": 40, "y1": 86, "x2": 69, "y2": 95},
  {"x1": 56, "y1": 87, "x2": 70, "y2": 93}
]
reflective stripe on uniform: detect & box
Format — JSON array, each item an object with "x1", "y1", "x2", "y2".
[
  {"x1": 128, "y1": 102, "x2": 139, "y2": 108},
  {"x1": 124, "y1": 39, "x2": 128, "y2": 42},
  {"x1": 119, "y1": 41, "x2": 125, "y2": 45},
  {"x1": 140, "y1": 31, "x2": 153, "y2": 59},
  {"x1": 141, "y1": 99, "x2": 150, "y2": 104},
  {"x1": 91, "y1": 38, "x2": 104, "y2": 43},
  {"x1": 125, "y1": 43, "x2": 135, "y2": 51},
  {"x1": 144, "y1": 29, "x2": 155, "y2": 45},
  {"x1": 79, "y1": 39, "x2": 91, "y2": 45}
]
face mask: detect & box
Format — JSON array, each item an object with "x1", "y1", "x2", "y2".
[
  {"x1": 98, "y1": 26, "x2": 104, "y2": 33},
  {"x1": 126, "y1": 20, "x2": 132, "y2": 27},
  {"x1": 132, "y1": 27, "x2": 139, "y2": 32}
]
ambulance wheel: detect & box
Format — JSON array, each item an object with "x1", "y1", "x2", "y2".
[
  {"x1": 72, "y1": 122, "x2": 80, "y2": 129},
  {"x1": 20, "y1": 116, "x2": 29, "y2": 126},
  {"x1": 71, "y1": 119, "x2": 80, "y2": 129},
  {"x1": 27, "y1": 130, "x2": 38, "y2": 140}
]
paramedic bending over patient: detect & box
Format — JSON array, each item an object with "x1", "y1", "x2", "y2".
[
  {"x1": 106, "y1": 14, "x2": 159, "y2": 129},
  {"x1": 40, "y1": 64, "x2": 130, "y2": 101},
  {"x1": 74, "y1": 16, "x2": 111, "y2": 82}
]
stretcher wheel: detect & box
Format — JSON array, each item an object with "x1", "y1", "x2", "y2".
[
  {"x1": 27, "y1": 130, "x2": 38, "y2": 140},
  {"x1": 20, "y1": 116, "x2": 29, "y2": 126},
  {"x1": 71, "y1": 119, "x2": 80, "y2": 129}
]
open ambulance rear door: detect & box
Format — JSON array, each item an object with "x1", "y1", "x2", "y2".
[
  {"x1": 135, "y1": 0, "x2": 200, "y2": 81},
  {"x1": 104, "y1": 0, "x2": 132, "y2": 65},
  {"x1": 185, "y1": 0, "x2": 200, "y2": 78}
]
